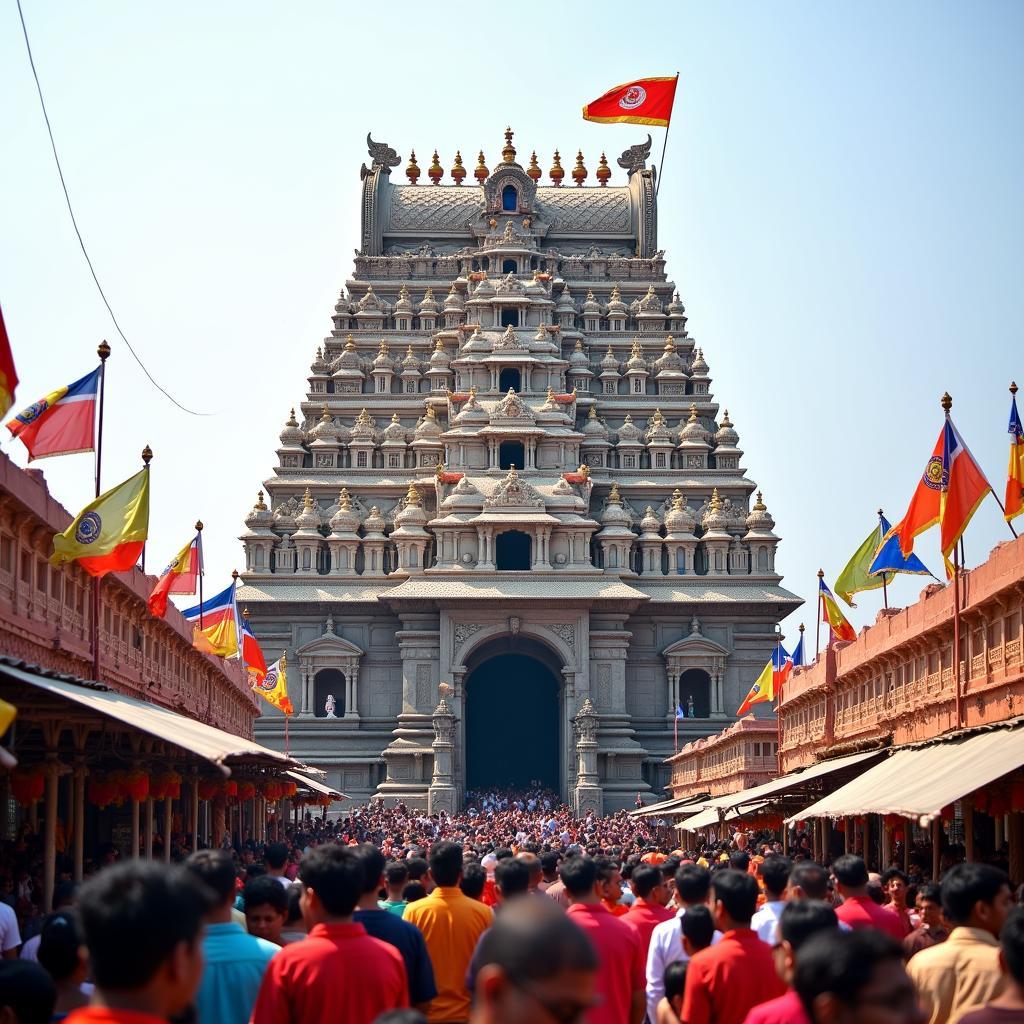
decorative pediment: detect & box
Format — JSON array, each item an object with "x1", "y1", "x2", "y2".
[
  {"x1": 483, "y1": 165, "x2": 537, "y2": 214},
  {"x1": 490, "y1": 387, "x2": 535, "y2": 422},
  {"x1": 297, "y1": 618, "x2": 365, "y2": 660},
  {"x1": 484, "y1": 467, "x2": 545, "y2": 509},
  {"x1": 493, "y1": 325, "x2": 526, "y2": 352},
  {"x1": 662, "y1": 633, "x2": 730, "y2": 660}
]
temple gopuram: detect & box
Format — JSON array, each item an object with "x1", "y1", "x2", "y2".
[{"x1": 238, "y1": 129, "x2": 800, "y2": 811}]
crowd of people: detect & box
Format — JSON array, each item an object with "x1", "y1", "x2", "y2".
[{"x1": 0, "y1": 787, "x2": 1023, "y2": 1024}]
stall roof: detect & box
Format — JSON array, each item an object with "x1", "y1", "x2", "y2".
[
  {"x1": 286, "y1": 770, "x2": 346, "y2": 799},
  {"x1": 0, "y1": 660, "x2": 304, "y2": 776},
  {"x1": 677, "y1": 800, "x2": 772, "y2": 832},
  {"x1": 629, "y1": 794, "x2": 709, "y2": 818},
  {"x1": 787, "y1": 719, "x2": 1024, "y2": 826}
]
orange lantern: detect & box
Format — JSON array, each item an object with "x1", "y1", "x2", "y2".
[
  {"x1": 11, "y1": 768, "x2": 45, "y2": 807},
  {"x1": 197, "y1": 779, "x2": 221, "y2": 801},
  {"x1": 282, "y1": 781, "x2": 298, "y2": 799},
  {"x1": 122, "y1": 770, "x2": 149, "y2": 803},
  {"x1": 261, "y1": 781, "x2": 283, "y2": 802},
  {"x1": 237, "y1": 781, "x2": 256, "y2": 801},
  {"x1": 223, "y1": 780, "x2": 238, "y2": 798},
  {"x1": 151, "y1": 771, "x2": 181, "y2": 801}
]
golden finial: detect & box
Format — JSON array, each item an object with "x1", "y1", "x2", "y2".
[
  {"x1": 451, "y1": 150, "x2": 466, "y2": 185},
  {"x1": 97, "y1": 339, "x2": 111, "y2": 361},
  {"x1": 406, "y1": 149, "x2": 421, "y2": 184},
  {"x1": 709, "y1": 487, "x2": 722, "y2": 511},
  {"x1": 753, "y1": 491, "x2": 766, "y2": 511},
  {"x1": 286, "y1": 407, "x2": 298, "y2": 426},
  {"x1": 345, "y1": 334, "x2": 355, "y2": 350},
  {"x1": 1011, "y1": 381, "x2": 1019, "y2": 396},
  {"x1": 799, "y1": 623, "x2": 806, "y2": 634},
  {"x1": 391, "y1": 412, "x2": 400, "y2": 423},
  {"x1": 631, "y1": 338, "x2": 643, "y2": 358},
  {"x1": 320, "y1": 404, "x2": 331, "y2": 422},
  {"x1": 609, "y1": 482, "x2": 621, "y2": 502},
  {"x1": 596, "y1": 151, "x2": 611, "y2": 187},
  {"x1": 546, "y1": 385, "x2": 555, "y2": 401},
  {"x1": 254, "y1": 491, "x2": 266, "y2": 511},
  {"x1": 427, "y1": 150, "x2": 443, "y2": 185},
  {"x1": 720, "y1": 409, "x2": 732, "y2": 427},
  {"x1": 664, "y1": 335, "x2": 675, "y2": 351},
  {"x1": 526, "y1": 151, "x2": 541, "y2": 182},
  {"x1": 406, "y1": 344, "x2": 415, "y2": 358},
  {"x1": 572, "y1": 150, "x2": 588, "y2": 187},
  {"x1": 574, "y1": 338, "x2": 584, "y2": 351},
  {"x1": 338, "y1": 487, "x2": 352, "y2": 510},
  {"x1": 426, "y1": 405, "x2": 436, "y2": 419},
  {"x1": 672, "y1": 488, "x2": 683, "y2": 509},
  {"x1": 588, "y1": 405, "x2": 598, "y2": 419},
  {"x1": 469, "y1": 385, "x2": 477, "y2": 398},
  {"x1": 549, "y1": 150, "x2": 565, "y2": 186},
  {"x1": 474, "y1": 150, "x2": 489, "y2": 182},
  {"x1": 502, "y1": 126, "x2": 516, "y2": 162},
  {"x1": 141, "y1": 444, "x2": 153, "y2": 465},
  {"x1": 434, "y1": 457, "x2": 447, "y2": 478},
  {"x1": 405, "y1": 482, "x2": 421, "y2": 506},
  {"x1": 231, "y1": 569, "x2": 239, "y2": 581},
  {"x1": 941, "y1": 392, "x2": 952, "y2": 412},
  {"x1": 817, "y1": 568, "x2": 825, "y2": 579},
  {"x1": 688, "y1": 404, "x2": 698, "y2": 423},
  {"x1": 303, "y1": 488, "x2": 314, "y2": 511},
  {"x1": 378, "y1": 339, "x2": 388, "y2": 354}
]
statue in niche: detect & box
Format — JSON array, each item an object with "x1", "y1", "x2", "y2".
[
  {"x1": 324, "y1": 694, "x2": 338, "y2": 718},
  {"x1": 687, "y1": 694, "x2": 695, "y2": 719}
]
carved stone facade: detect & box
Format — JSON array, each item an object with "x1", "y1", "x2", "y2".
[{"x1": 240, "y1": 129, "x2": 800, "y2": 810}]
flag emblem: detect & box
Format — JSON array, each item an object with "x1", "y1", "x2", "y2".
[
  {"x1": 15, "y1": 400, "x2": 49, "y2": 425},
  {"x1": 75, "y1": 512, "x2": 102, "y2": 544},
  {"x1": 256, "y1": 662, "x2": 281, "y2": 693},
  {"x1": 620, "y1": 86, "x2": 647, "y2": 109},
  {"x1": 925, "y1": 456, "x2": 946, "y2": 489}
]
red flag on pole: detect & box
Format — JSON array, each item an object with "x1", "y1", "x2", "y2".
[
  {"x1": 0, "y1": 304, "x2": 18, "y2": 419},
  {"x1": 582, "y1": 76, "x2": 679, "y2": 127}
]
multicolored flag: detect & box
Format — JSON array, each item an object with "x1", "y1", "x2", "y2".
[
  {"x1": 772, "y1": 641, "x2": 794, "y2": 697},
  {"x1": 252, "y1": 653, "x2": 293, "y2": 716},
  {"x1": 147, "y1": 533, "x2": 202, "y2": 618},
  {"x1": 790, "y1": 632, "x2": 805, "y2": 670},
  {"x1": 868, "y1": 514, "x2": 933, "y2": 580},
  {"x1": 835, "y1": 519, "x2": 896, "y2": 607},
  {"x1": 582, "y1": 75, "x2": 679, "y2": 127},
  {"x1": 820, "y1": 578, "x2": 857, "y2": 643},
  {"x1": 50, "y1": 468, "x2": 149, "y2": 577},
  {"x1": 937, "y1": 417, "x2": 992, "y2": 575},
  {"x1": 894, "y1": 429, "x2": 945, "y2": 559},
  {"x1": 182, "y1": 581, "x2": 240, "y2": 658},
  {"x1": 1004, "y1": 386, "x2": 1024, "y2": 523},
  {"x1": 0, "y1": 304, "x2": 18, "y2": 419},
  {"x1": 241, "y1": 616, "x2": 268, "y2": 681},
  {"x1": 737, "y1": 658, "x2": 775, "y2": 716},
  {"x1": 6, "y1": 367, "x2": 100, "y2": 461}
]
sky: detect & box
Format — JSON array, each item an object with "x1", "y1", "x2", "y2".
[{"x1": 1, "y1": 1, "x2": 1022, "y2": 651}]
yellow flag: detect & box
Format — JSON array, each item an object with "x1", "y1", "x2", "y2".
[
  {"x1": 0, "y1": 697, "x2": 16, "y2": 735},
  {"x1": 51, "y1": 469, "x2": 149, "y2": 577},
  {"x1": 252, "y1": 653, "x2": 294, "y2": 716}
]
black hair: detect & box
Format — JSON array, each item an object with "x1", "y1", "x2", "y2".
[
  {"x1": 728, "y1": 851, "x2": 750, "y2": 873},
  {"x1": 593, "y1": 856, "x2": 619, "y2": 884},
  {"x1": 460, "y1": 862, "x2": 486, "y2": 900},
  {"x1": 184, "y1": 849, "x2": 236, "y2": 905},
  {"x1": 675, "y1": 864, "x2": 712, "y2": 905},
  {"x1": 285, "y1": 881, "x2": 303, "y2": 924},
  {"x1": 917, "y1": 882, "x2": 942, "y2": 905},
  {"x1": 760, "y1": 855, "x2": 793, "y2": 898},
  {"x1": 559, "y1": 856, "x2": 598, "y2": 898},
  {"x1": 0, "y1": 960, "x2": 56, "y2": 1024},
  {"x1": 794, "y1": 929, "x2": 904, "y2": 1015},
  {"x1": 540, "y1": 851, "x2": 561, "y2": 876},
  {"x1": 495, "y1": 858, "x2": 531, "y2": 899},
  {"x1": 664, "y1": 960, "x2": 687, "y2": 1002},
  {"x1": 474, "y1": 898, "x2": 597, "y2": 985},
  {"x1": 299, "y1": 843, "x2": 364, "y2": 917},
  {"x1": 385, "y1": 861, "x2": 410, "y2": 886},
  {"x1": 831, "y1": 854, "x2": 868, "y2": 889},
  {"x1": 429, "y1": 841, "x2": 464, "y2": 887},
  {"x1": 243, "y1": 875, "x2": 288, "y2": 915},
  {"x1": 881, "y1": 868, "x2": 908, "y2": 887},
  {"x1": 403, "y1": 881, "x2": 427, "y2": 903},
  {"x1": 712, "y1": 870, "x2": 759, "y2": 925},
  {"x1": 494, "y1": 847, "x2": 514, "y2": 862},
  {"x1": 265, "y1": 842, "x2": 289, "y2": 870},
  {"x1": 77, "y1": 861, "x2": 210, "y2": 991},
  {"x1": 631, "y1": 864, "x2": 662, "y2": 899},
  {"x1": 779, "y1": 900, "x2": 838, "y2": 952},
  {"x1": 37, "y1": 910, "x2": 83, "y2": 983},
  {"x1": 790, "y1": 861, "x2": 830, "y2": 901},
  {"x1": 406, "y1": 857, "x2": 429, "y2": 881},
  {"x1": 681, "y1": 904, "x2": 714, "y2": 950},
  {"x1": 1001, "y1": 906, "x2": 1024, "y2": 985},
  {"x1": 51, "y1": 881, "x2": 77, "y2": 910},
  {"x1": 353, "y1": 843, "x2": 387, "y2": 895},
  {"x1": 941, "y1": 863, "x2": 1010, "y2": 925}
]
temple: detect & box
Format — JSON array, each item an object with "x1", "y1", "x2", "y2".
[{"x1": 238, "y1": 129, "x2": 801, "y2": 811}]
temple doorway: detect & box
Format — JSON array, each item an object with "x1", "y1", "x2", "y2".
[
  {"x1": 465, "y1": 652, "x2": 559, "y2": 791},
  {"x1": 495, "y1": 530, "x2": 531, "y2": 570}
]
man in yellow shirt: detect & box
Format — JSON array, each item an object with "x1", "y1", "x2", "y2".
[
  {"x1": 907, "y1": 863, "x2": 1013, "y2": 1024},
  {"x1": 405, "y1": 841, "x2": 493, "y2": 1024}
]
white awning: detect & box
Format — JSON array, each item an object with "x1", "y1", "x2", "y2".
[
  {"x1": 788, "y1": 720, "x2": 1024, "y2": 826},
  {"x1": 629, "y1": 794, "x2": 708, "y2": 818},
  {"x1": 285, "y1": 770, "x2": 346, "y2": 799},
  {"x1": 678, "y1": 800, "x2": 772, "y2": 832}
]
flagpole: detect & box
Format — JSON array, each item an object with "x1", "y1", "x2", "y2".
[
  {"x1": 91, "y1": 340, "x2": 110, "y2": 682},
  {"x1": 1000, "y1": 383, "x2": 1020, "y2": 538},
  {"x1": 815, "y1": 569, "x2": 824, "y2": 660},
  {"x1": 139, "y1": 445, "x2": 152, "y2": 572},
  {"x1": 654, "y1": 72, "x2": 679, "y2": 200},
  {"x1": 774, "y1": 627, "x2": 783, "y2": 776},
  {"x1": 952, "y1": 543, "x2": 962, "y2": 728},
  {"x1": 195, "y1": 521, "x2": 204, "y2": 631},
  {"x1": 877, "y1": 509, "x2": 889, "y2": 609}
]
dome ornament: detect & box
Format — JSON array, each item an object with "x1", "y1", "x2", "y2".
[
  {"x1": 572, "y1": 150, "x2": 588, "y2": 187},
  {"x1": 502, "y1": 126, "x2": 516, "y2": 163},
  {"x1": 451, "y1": 150, "x2": 466, "y2": 185},
  {"x1": 549, "y1": 150, "x2": 565, "y2": 187},
  {"x1": 427, "y1": 150, "x2": 444, "y2": 185},
  {"x1": 405, "y1": 150, "x2": 421, "y2": 185},
  {"x1": 596, "y1": 152, "x2": 611, "y2": 187},
  {"x1": 526, "y1": 151, "x2": 542, "y2": 182},
  {"x1": 474, "y1": 150, "x2": 489, "y2": 182}
]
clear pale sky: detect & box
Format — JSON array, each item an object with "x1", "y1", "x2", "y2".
[{"x1": 1, "y1": 2, "x2": 1021, "y2": 655}]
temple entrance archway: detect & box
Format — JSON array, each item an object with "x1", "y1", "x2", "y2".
[
  {"x1": 464, "y1": 647, "x2": 561, "y2": 793},
  {"x1": 495, "y1": 530, "x2": 531, "y2": 570}
]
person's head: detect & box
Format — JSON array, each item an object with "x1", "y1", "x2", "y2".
[
  {"x1": 243, "y1": 876, "x2": 289, "y2": 945},
  {"x1": 774, "y1": 900, "x2": 839, "y2": 986},
  {"x1": 914, "y1": 883, "x2": 943, "y2": 930},
  {"x1": 77, "y1": 861, "x2": 209, "y2": 1019},
  {"x1": 353, "y1": 843, "x2": 387, "y2": 895},
  {"x1": 674, "y1": 863, "x2": 712, "y2": 907},
  {"x1": 760, "y1": 855, "x2": 793, "y2": 901},
  {"x1": 593, "y1": 857, "x2": 621, "y2": 903},
  {"x1": 663, "y1": 960, "x2": 688, "y2": 1020},
  {"x1": 37, "y1": 910, "x2": 88, "y2": 989},
  {"x1": 50, "y1": 882, "x2": 76, "y2": 912},
  {"x1": 941, "y1": 863, "x2": 1013, "y2": 936},
  {"x1": 429, "y1": 841, "x2": 464, "y2": 888},
  {"x1": 681, "y1": 904, "x2": 715, "y2": 956},
  {"x1": 403, "y1": 881, "x2": 427, "y2": 904},
  {"x1": 711, "y1": 870, "x2": 759, "y2": 930},
  {"x1": 406, "y1": 856, "x2": 430, "y2": 882},
  {"x1": 0, "y1": 961, "x2": 56, "y2": 1024},
  {"x1": 298, "y1": 843, "x2": 364, "y2": 925},
  {"x1": 384, "y1": 860, "x2": 409, "y2": 897},
  {"x1": 999, "y1": 906, "x2": 1024, "y2": 995},
  {"x1": 285, "y1": 881, "x2": 305, "y2": 933},
  {"x1": 539, "y1": 851, "x2": 561, "y2": 882},
  {"x1": 265, "y1": 842, "x2": 289, "y2": 873},
  {"x1": 729, "y1": 850, "x2": 750, "y2": 873},
  {"x1": 471, "y1": 897, "x2": 598, "y2": 1024},
  {"x1": 629, "y1": 864, "x2": 666, "y2": 905},
  {"x1": 184, "y1": 849, "x2": 236, "y2": 913},
  {"x1": 559, "y1": 856, "x2": 598, "y2": 902},
  {"x1": 790, "y1": 861, "x2": 832, "y2": 903},
  {"x1": 461, "y1": 862, "x2": 487, "y2": 901},
  {"x1": 495, "y1": 858, "x2": 531, "y2": 903},
  {"x1": 880, "y1": 869, "x2": 908, "y2": 908},
  {"x1": 515, "y1": 853, "x2": 543, "y2": 891},
  {"x1": 794, "y1": 928, "x2": 920, "y2": 1024},
  {"x1": 831, "y1": 855, "x2": 869, "y2": 898}
]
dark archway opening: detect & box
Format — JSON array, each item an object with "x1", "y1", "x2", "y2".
[
  {"x1": 466, "y1": 653, "x2": 558, "y2": 790},
  {"x1": 502, "y1": 184, "x2": 518, "y2": 212},
  {"x1": 498, "y1": 368, "x2": 521, "y2": 392},
  {"x1": 499, "y1": 439, "x2": 524, "y2": 470},
  {"x1": 500, "y1": 309, "x2": 519, "y2": 328},
  {"x1": 495, "y1": 530, "x2": 531, "y2": 570},
  {"x1": 313, "y1": 668, "x2": 346, "y2": 718},
  {"x1": 502, "y1": 258, "x2": 517, "y2": 274},
  {"x1": 679, "y1": 668, "x2": 711, "y2": 719}
]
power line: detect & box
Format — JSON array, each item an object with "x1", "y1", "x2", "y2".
[{"x1": 15, "y1": 0, "x2": 212, "y2": 417}]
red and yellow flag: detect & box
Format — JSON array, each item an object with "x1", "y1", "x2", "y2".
[
  {"x1": 1005, "y1": 387, "x2": 1024, "y2": 523},
  {"x1": 820, "y1": 578, "x2": 856, "y2": 643},
  {"x1": 148, "y1": 534, "x2": 201, "y2": 618},
  {"x1": 252, "y1": 653, "x2": 293, "y2": 716},
  {"x1": 0, "y1": 303, "x2": 18, "y2": 419},
  {"x1": 582, "y1": 76, "x2": 679, "y2": 128}
]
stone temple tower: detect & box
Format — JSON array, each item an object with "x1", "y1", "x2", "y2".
[{"x1": 238, "y1": 129, "x2": 801, "y2": 811}]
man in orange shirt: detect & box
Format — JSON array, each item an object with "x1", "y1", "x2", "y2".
[
  {"x1": 404, "y1": 841, "x2": 493, "y2": 1024},
  {"x1": 596, "y1": 857, "x2": 630, "y2": 917}
]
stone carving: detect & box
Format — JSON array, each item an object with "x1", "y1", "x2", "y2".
[
  {"x1": 490, "y1": 387, "x2": 534, "y2": 419},
  {"x1": 453, "y1": 623, "x2": 484, "y2": 656},
  {"x1": 617, "y1": 135, "x2": 652, "y2": 176},
  {"x1": 324, "y1": 694, "x2": 337, "y2": 718},
  {"x1": 484, "y1": 467, "x2": 544, "y2": 509},
  {"x1": 545, "y1": 623, "x2": 576, "y2": 652},
  {"x1": 366, "y1": 133, "x2": 401, "y2": 172},
  {"x1": 415, "y1": 664, "x2": 431, "y2": 709},
  {"x1": 597, "y1": 664, "x2": 612, "y2": 709}
]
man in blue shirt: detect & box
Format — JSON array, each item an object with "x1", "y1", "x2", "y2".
[
  {"x1": 185, "y1": 849, "x2": 278, "y2": 1024},
  {"x1": 352, "y1": 844, "x2": 437, "y2": 1014}
]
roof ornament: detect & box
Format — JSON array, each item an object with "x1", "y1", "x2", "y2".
[
  {"x1": 474, "y1": 150, "x2": 489, "y2": 183},
  {"x1": 428, "y1": 151, "x2": 444, "y2": 185},
  {"x1": 406, "y1": 150, "x2": 421, "y2": 185},
  {"x1": 362, "y1": 133, "x2": 401, "y2": 179},
  {"x1": 502, "y1": 126, "x2": 516, "y2": 163},
  {"x1": 549, "y1": 150, "x2": 565, "y2": 187},
  {"x1": 451, "y1": 150, "x2": 466, "y2": 185},
  {"x1": 527, "y1": 151, "x2": 542, "y2": 182},
  {"x1": 596, "y1": 152, "x2": 611, "y2": 187},
  {"x1": 617, "y1": 135, "x2": 652, "y2": 176}
]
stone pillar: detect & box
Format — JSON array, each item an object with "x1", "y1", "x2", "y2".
[
  {"x1": 428, "y1": 687, "x2": 458, "y2": 815},
  {"x1": 573, "y1": 698, "x2": 603, "y2": 816},
  {"x1": 345, "y1": 661, "x2": 360, "y2": 718}
]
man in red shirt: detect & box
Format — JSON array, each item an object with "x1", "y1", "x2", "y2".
[
  {"x1": 250, "y1": 843, "x2": 408, "y2": 1024},
  {"x1": 64, "y1": 861, "x2": 209, "y2": 1024},
  {"x1": 681, "y1": 869, "x2": 787, "y2": 1024},
  {"x1": 881, "y1": 868, "x2": 914, "y2": 938},
  {"x1": 626, "y1": 864, "x2": 674, "y2": 961},
  {"x1": 831, "y1": 856, "x2": 906, "y2": 941},
  {"x1": 562, "y1": 855, "x2": 646, "y2": 1024}
]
